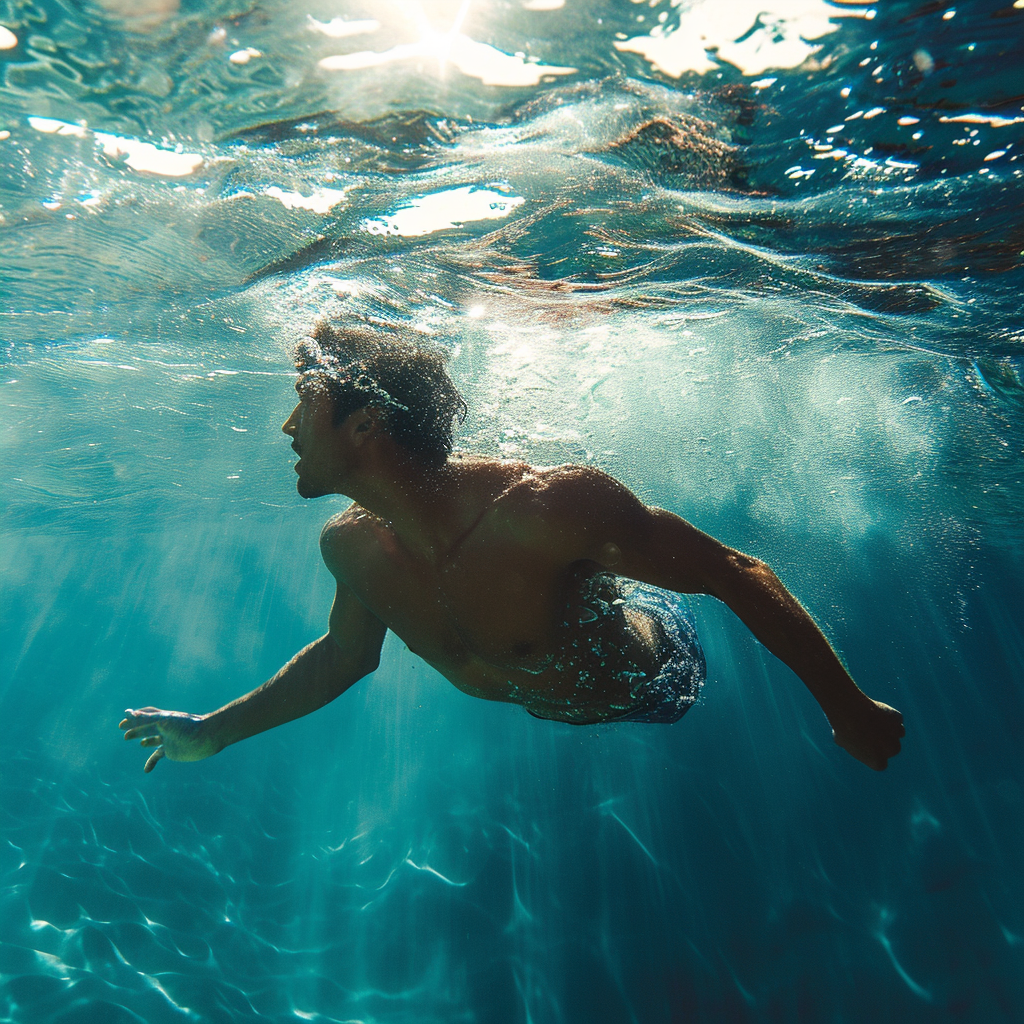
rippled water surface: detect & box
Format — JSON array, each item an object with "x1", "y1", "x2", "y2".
[{"x1": 2, "y1": 1, "x2": 1024, "y2": 1022}]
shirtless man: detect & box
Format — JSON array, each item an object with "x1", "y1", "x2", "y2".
[{"x1": 120, "y1": 322, "x2": 905, "y2": 772}]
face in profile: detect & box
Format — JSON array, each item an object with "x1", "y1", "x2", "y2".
[{"x1": 282, "y1": 377, "x2": 349, "y2": 499}]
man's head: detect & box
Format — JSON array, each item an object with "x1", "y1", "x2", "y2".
[{"x1": 286, "y1": 321, "x2": 467, "y2": 492}]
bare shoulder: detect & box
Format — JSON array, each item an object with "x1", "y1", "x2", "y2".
[
  {"x1": 488, "y1": 464, "x2": 651, "y2": 558},
  {"x1": 505, "y1": 463, "x2": 646, "y2": 518},
  {"x1": 447, "y1": 454, "x2": 534, "y2": 508},
  {"x1": 450, "y1": 453, "x2": 531, "y2": 489},
  {"x1": 319, "y1": 503, "x2": 382, "y2": 577}
]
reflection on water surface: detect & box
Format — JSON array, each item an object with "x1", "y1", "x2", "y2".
[{"x1": 2, "y1": 1, "x2": 1023, "y2": 1022}]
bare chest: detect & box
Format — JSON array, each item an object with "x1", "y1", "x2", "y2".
[{"x1": 346, "y1": 527, "x2": 568, "y2": 677}]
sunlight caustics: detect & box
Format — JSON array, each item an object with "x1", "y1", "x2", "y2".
[
  {"x1": 3, "y1": 0, "x2": 1024, "y2": 1021},
  {"x1": 614, "y1": 0, "x2": 874, "y2": 77},
  {"x1": 225, "y1": 185, "x2": 348, "y2": 214},
  {"x1": 228, "y1": 47, "x2": 262, "y2": 65},
  {"x1": 874, "y1": 909, "x2": 934, "y2": 1002},
  {"x1": 307, "y1": 16, "x2": 381, "y2": 38},
  {"x1": 320, "y1": 33, "x2": 576, "y2": 86},
  {"x1": 26, "y1": 116, "x2": 87, "y2": 138},
  {"x1": 317, "y1": 0, "x2": 575, "y2": 86},
  {"x1": 939, "y1": 113, "x2": 1024, "y2": 128},
  {"x1": 361, "y1": 185, "x2": 524, "y2": 237},
  {"x1": 262, "y1": 186, "x2": 347, "y2": 214},
  {"x1": 28, "y1": 117, "x2": 204, "y2": 177}
]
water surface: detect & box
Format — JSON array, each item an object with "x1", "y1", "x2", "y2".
[{"x1": 2, "y1": 1, "x2": 1023, "y2": 1022}]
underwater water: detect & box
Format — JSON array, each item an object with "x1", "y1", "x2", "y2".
[{"x1": 2, "y1": 0, "x2": 1024, "y2": 1021}]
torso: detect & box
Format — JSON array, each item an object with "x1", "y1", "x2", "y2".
[{"x1": 325, "y1": 459, "x2": 652, "y2": 723}]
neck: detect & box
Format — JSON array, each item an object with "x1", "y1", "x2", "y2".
[{"x1": 340, "y1": 441, "x2": 466, "y2": 563}]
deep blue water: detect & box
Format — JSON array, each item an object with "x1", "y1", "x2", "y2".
[{"x1": 2, "y1": 1, "x2": 1024, "y2": 1022}]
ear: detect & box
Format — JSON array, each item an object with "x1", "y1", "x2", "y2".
[{"x1": 347, "y1": 406, "x2": 384, "y2": 444}]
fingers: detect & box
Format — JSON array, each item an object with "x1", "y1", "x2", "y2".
[
  {"x1": 121, "y1": 708, "x2": 148, "y2": 722},
  {"x1": 120, "y1": 709, "x2": 170, "y2": 772},
  {"x1": 120, "y1": 710, "x2": 149, "y2": 733},
  {"x1": 120, "y1": 707, "x2": 163, "y2": 727},
  {"x1": 120, "y1": 709, "x2": 165, "y2": 742},
  {"x1": 120, "y1": 710, "x2": 164, "y2": 757},
  {"x1": 122, "y1": 724, "x2": 161, "y2": 742}
]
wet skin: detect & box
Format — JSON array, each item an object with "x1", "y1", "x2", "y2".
[
  {"x1": 321, "y1": 466, "x2": 666, "y2": 724},
  {"x1": 285, "y1": 376, "x2": 660, "y2": 718},
  {"x1": 121, "y1": 379, "x2": 905, "y2": 772}
]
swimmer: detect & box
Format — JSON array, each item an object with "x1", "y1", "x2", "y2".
[{"x1": 120, "y1": 321, "x2": 905, "y2": 772}]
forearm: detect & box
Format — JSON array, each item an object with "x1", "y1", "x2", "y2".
[
  {"x1": 716, "y1": 556, "x2": 869, "y2": 718},
  {"x1": 202, "y1": 634, "x2": 371, "y2": 751}
]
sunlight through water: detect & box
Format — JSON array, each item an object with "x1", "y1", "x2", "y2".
[{"x1": 2, "y1": 0, "x2": 1023, "y2": 1022}]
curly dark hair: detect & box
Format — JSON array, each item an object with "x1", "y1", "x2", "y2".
[{"x1": 292, "y1": 320, "x2": 467, "y2": 468}]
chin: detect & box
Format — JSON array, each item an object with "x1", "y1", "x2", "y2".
[{"x1": 296, "y1": 478, "x2": 327, "y2": 499}]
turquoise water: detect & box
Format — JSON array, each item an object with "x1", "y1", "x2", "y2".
[{"x1": 2, "y1": 1, "x2": 1023, "y2": 1021}]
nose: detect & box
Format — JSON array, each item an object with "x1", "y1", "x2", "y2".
[{"x1": 282, "y1": 402, "x2": 300, "y2": 436}]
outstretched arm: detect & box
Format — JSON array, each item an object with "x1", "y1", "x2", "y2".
[
  {"x1": 534, "y1": 467, "x2": 904, "y2": 769},
  {"x1": 634, "y1": 510, "x2": 904, "y2": 769},
  {"x1": 622, "y1": 507, "x2": 903, "y2": 769},
  {"x1": 120, "y1": 581, "x2": 387, "y2": 772}
]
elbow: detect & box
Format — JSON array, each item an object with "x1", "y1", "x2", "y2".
[
  {"x1": 321, "y1": 653, "x2": 379, "y2": 707},
  {"x1": 349, "y1": 644, "x2": 380, "y2": 680},
  {"x1": 358, "y1": 653, "x2": 381, "y2": 679},
  {"x1": 726, "y1": 551, "x2": 772, "y2": 579},
  {"x1": 323, "y1": 635, "x2": 381, "y2": 686},
  {"x1": 713, "y1": 551, "x2": 777, "y2": 601},
  {"x1": 747, "y1": 556, "x2": 783, "y2": 592}
]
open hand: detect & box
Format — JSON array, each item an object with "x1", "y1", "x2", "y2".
[
  {"x1": 830, "y1": 699, "x2": 905, "y2": 771},
  {"x1": 119, "y1": 707, "x2": 218, "y2": 772}
]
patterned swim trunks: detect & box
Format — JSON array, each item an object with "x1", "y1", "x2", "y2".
[
  {"x1": 525, "y1": 575, "x2": 706, "y2": 725},
  {"x1": 610, "y1": 580, "x2": 705, "y2": 724}
]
